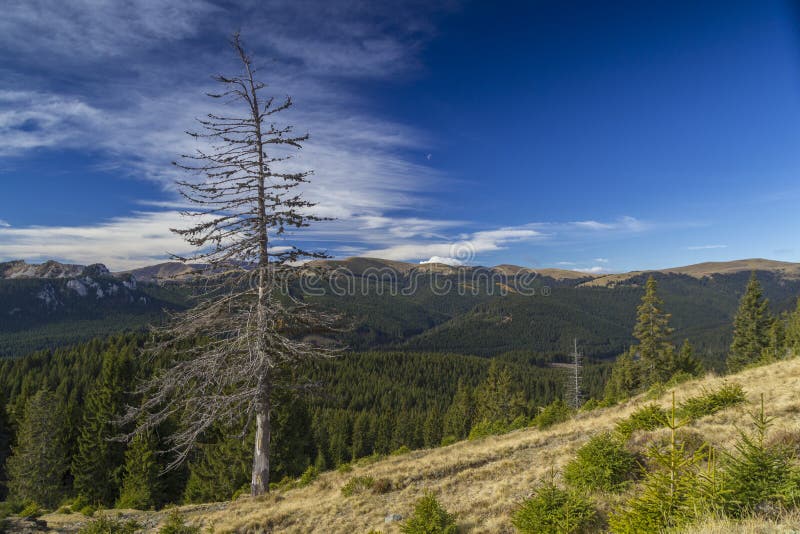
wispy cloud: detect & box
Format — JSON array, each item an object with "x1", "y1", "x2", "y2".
[
  {"x1": 687, "y1": 244, "x2": 728, "y2": 250},
  {"x1": 0, "y1": 219, "x2": 10, "y2": 228},
  {"x1": 575, "y1": 266, "x2": 607, "y2": 274},
  {"x1": 0, "y1": 2, "x2": 661, "y2": 270},
  {"x1": 0, "y1": 211, "x2": 189, "y2": 269}
]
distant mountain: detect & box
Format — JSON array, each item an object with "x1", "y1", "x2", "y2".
[
  {"x1": 581, "y1": 258, "x2": 800, "y2": 287},
  {"x1": 0, "y1": 260, "x2": 183, "y2": 357},
  {"x1": 0, "y1": 259, "x2": 91, "y2": 279},
  {"x1": 1, "y1": 257, "x2": 799, "y2": 365},
  {"x1": 118, "y1": 262, "x2": 204, "y2": 283}
]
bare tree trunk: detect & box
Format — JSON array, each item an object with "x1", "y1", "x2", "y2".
[{"x1": 251, "y1": 379, "x2": 271, "y2": 495}]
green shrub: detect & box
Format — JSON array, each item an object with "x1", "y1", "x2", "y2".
[
  {"x1": 609, "y1": 395, "x2": 710, "y2": 533},
  {"x1": 56, "y1": 505, "x2": 73, "y2": 514},
  {"x1": 70, "y1": 495, "x2": 90, "y2": 512},
  {"x1": 720, "y1": 396, "x2": 796, "y2": 517},
  {"x1": 336, "y1": 463, "x2": 353, "y2": 474},
  {"x1": 467, "y1": 420, "x2": 508, "y2": 440},
  {"x1": 579, "y1": 398, "x2": 601, "y2": 412},
  {"x1": 440, "y1": 436, "x2": 458, "y2": 447},
  {"x1": 678, "y1": 383, "x2": 746, "y2": 421},
  {"x1": 230, "y1": 484, "x2": 250, "y2": 500},
  {"x1": 18, "y1": 502, "x2": 43, "y2": 518},
  {"x1": 158, "y1": 511, "x2": 200, "y2": 534},
  {"x1": 297, "y1": 465, "x2": 318, "y2": 487},
  {"x1": 512, "y1": 478, "x2": 597, "y2": 534},
  {"x1": 79, "y1": 505, "x2": 96, "y2": 517},
  {"x1": 77, "y1": 516, "x2": 139, "y2": 534},
  {"x1": 391, "y1": 445, "x2": 411, "y2": 456},
  {"x1": 615, "y1": 404, "x2": 666, "y2": 439},
  {"x1": 400, "y1": 491, "x2": 457, "y2": 534},
  {"x1": 341, "y1": 476, "x2": 375, "y2": 497},
  {"x1": 564, "y1": 433, "x2": 638, "y2": 492},
  {"x1": 533, "y1": 399, "x2": 572, "y2": 430}
]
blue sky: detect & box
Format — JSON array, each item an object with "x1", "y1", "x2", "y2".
[{"x1": 1, "y1": 0, "x2": 799, "y2": 272}]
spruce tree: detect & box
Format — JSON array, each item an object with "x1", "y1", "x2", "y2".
[
  {"x1": 443, "y1": 380, "x2": 474, "y2": 441},
  {"x1": 633, "y1": 276, "x2": 674, "y2": 384},
  {"x1": 183, "y1": 428, "x2": 251, "y2": 503},
  {"x1": 351, "y1": 412, "x2": 373, "y2": 460},
  {"x1": 728, "y1": 272, "x2": 771, "y2": 372},
  {"x1": 423, "y1": 407, "x2": 443, "y2": 448},
  {"x1": 6, "y1": 390, "x2": 70, "y2": 508},
  {"x1": 673, "y1": 339, "x2": 703, "y2": 377},
  {"x1": 604, "y1": 347, "x2": 640, "y2": 402},
  {"x1": 474, "y1": 361, "x2": 525, "y2": 426},
  {"x1": 116, "y1": 430, "x2": 161, "y2": 510},
  {"x1": 0, "y1": 392, "x2": 11, "y2": 501},
  {"x1": 786, "y1": 298, "x2": 800, "y2": 357},
  {"x1": 761, "y1": 316, "x2": 786, "y2": 363},
  {"x1": 72, "y1": 350, "x2": 132, "y2": 506}
]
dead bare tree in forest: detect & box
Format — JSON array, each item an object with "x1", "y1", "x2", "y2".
[{"x1": 122, "y1": 33, "x2": 337, "y2": 496}]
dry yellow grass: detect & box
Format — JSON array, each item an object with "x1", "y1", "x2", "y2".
[{"x1": 43, "y1": 357, "x2": 800, "y2": 533}]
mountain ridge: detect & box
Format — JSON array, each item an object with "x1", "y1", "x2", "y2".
[{"x1": 3, "y1": 257, "x2": 799, "y2": 282}]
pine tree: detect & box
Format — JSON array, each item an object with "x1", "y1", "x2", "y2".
[
  {"x1": 72, "y1": 350, "x2": 132, "y2": 506},
  {"x1": 183, "y1": 428, "x2": 251, "y2": 503},
  {"x1": 728, "y1": 273, "x2": 771, "y2": 372},
  {"x1": 604, "y1": 347, "x2": 641, "y2": 402},
  {"x1": 442, "y1": 380, "x2": 474, "y2": 441},
  {"x1": 673, "y1": 339, "x2": 703, "y2": 377},
  {"x1": 633, "y1": 276, "x2": 675, "y2": 384},
  {"x1": 351, "y1": 412, "x2": 373, "y2": 460},
  {"x1": 474, "y1": 361, "x2": 525, "y2": 426},
  {"x1": 423, "y1": 407, "x2": 443, "y2": 448},
  {"x1": 0, "y1": 391, "x2": 11, "y2": 501},
  {"x1": 116, "y1": 430, "x2": 161, "y2": 510},
  {"x1": 761, "y1": 316, "x2": 786, "y2": 363},
  {"x1": 6, "y1": 390, "x2": 70, "y2": 508},
  {"x1": 124, "y1": 33, "x2": 339, "y2": 496},
  {"x1": 786, "y1": 298, "x2": 800, "y2": 357}
]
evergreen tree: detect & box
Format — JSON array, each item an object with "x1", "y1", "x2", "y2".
[
  {"x1": 423, "y1": 407, "x2": 443, "y2": 448},
  {"x1": 116, "y1": 430, "x2": 161, "y2": 510},
  {"x1": 351, "y1": 412, "x2": 373, "y2": 460},
  {"x1": 633, "y1": 276, "x2": 674, "y2": 384},
  {"x1": 0, "y1": 392, "x2": 11, "y2": 501},
  {"x1": 672, "y1": 339, "x2": 703, "y2": 377},
  {"x1": 72, "y1": 350, "x2": 132, "y2": 506},
  {"x1": 443, "y1": 380, "x2": 474, "y2": 441},
  {"x1": 604, "y1": 347, "x2": 640, "y2": 402},
  {"x1": 474, "y1": 362, "x2": 525, "y2": 426},
  {"x1": 373, "y1": 409, "x2": 394, "y2": 455},
  {"x1": 6, "y1": 390, "x2": 70, "y2": 508},
  {"x1": 786, "y1": 298, "x2": 800, "y2": 357},
  {"x1": 270, "y1": 396, "x2": 313, "y2": 480},
  {"x1": 183, "y1": 428, "x2": 251, "y2": 503},
  {"x1": 761, "y1": 316, "x2": 786, "y2": 363},
  {"x1": 728, "y1": 273, "x2": 771, "y2": 372}
]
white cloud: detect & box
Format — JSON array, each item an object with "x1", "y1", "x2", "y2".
[
  {"x1": 420, "y1": 256, "x2": 462, "y2": 266},
  {"x1": 687, "y1": 244, "x2": 728, "y2": 250},
  {"x1": 363, "y1": 226, "x2": 542, "y2": 264},
  {"x1": 0, "y1": 219, "x2": 10, "y2": 228},
  {"x1": 571, "y1": 216, "x2": 646, "y2": 232},
  {"x1": 575, "y1": 266, "x2": 607, "y2": 274},
  {"x1": 594, "y1": 257, "x2": 609, "y2": 263},
  {"x1": 0, "y1": 211, "x2": 191, "y2": 270}
]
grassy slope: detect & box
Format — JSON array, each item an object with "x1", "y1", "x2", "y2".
[{"x1": 43, "y1": 357, "x2": 800, "y2": 533}]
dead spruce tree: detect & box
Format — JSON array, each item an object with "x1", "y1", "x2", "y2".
[{"x1": 123, "y1": 34, "x2": 337, "y2": 496}]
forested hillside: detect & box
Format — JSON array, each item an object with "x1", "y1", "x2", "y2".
[
  {"x1": 0, "y1": 334, "x2": 610, "y2": 510},
  {"x1": 4, "y1": 259, "x2": 800, "y2": 370}
]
